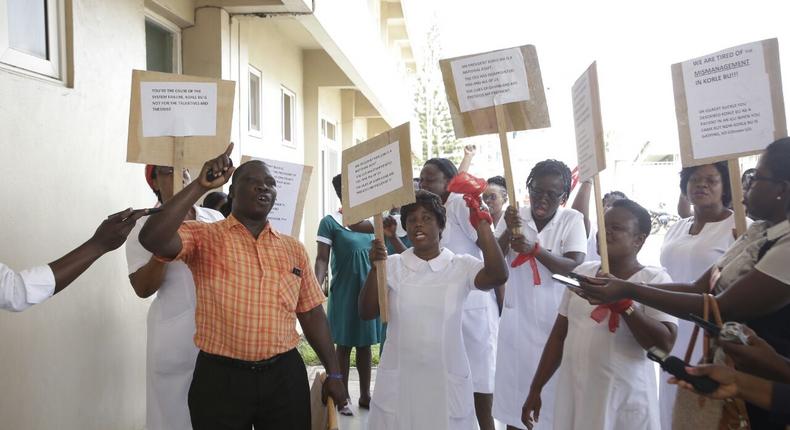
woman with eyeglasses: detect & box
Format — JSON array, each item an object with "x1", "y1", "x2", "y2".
[
  {"x1": 656, "y1": 161, "x2": 747, "y2": 428},
  {"x1": 492, "y1": 160, "x2": 587, "y2": 430},
  {"x1": 483, "y1": 176, "x2": 508, "y2": 228},
  {"x1": 577, "y1": 138, "x2": 790, "y2": 429}
]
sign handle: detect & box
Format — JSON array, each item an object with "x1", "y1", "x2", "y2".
[
  {"x1": 173, "y1": 136, "x2": 186, "y2": 193},
  {"x1": 494, "y1": 104, "x2": 521, "y2": 234},
  {"x1": 373, "y1": 214, "x2": 389, "y2": 323},
  {"x1": 592, "y1": 174, "x2": 610, "y2": 273},
  {"x1": 727, "y1": 159, "x2": 748, "y2": 237}
]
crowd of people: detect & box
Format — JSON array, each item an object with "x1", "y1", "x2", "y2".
[{"x1": 2, "y1": 138, "x2": 790, "y2": 430}]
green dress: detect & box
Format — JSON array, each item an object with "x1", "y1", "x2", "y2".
[{"x1": 317, "y1": 213, "x2": 382, "y2": 347}]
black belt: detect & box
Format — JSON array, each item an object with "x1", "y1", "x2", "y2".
[{"x1": 199, "y1": 349, "x2": 290, "y2": 372}]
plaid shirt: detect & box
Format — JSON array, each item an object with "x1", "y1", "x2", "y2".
[{"x1": 173, "y1": 215, "x2": 324, "y2": 361}]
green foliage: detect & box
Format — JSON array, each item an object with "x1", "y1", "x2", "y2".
[
  {"x1": 297, "y1": 337, "x2": 381, "y2": 367},
  {"x1": 413, "y1": 21, "x2": 461, "y2": 167}
]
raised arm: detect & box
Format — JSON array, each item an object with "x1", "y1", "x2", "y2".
[
  {"x1": 358, "y1": 239, "x2": 387, "y2": 320},
  {"x1": 458, "y1": 144, "x2": 476, "y2": 173},
  {"x1": 474, "y1": 218, "x2": 508, "y2": 289},
  {"x1": 140, "y1": 144, "x2": 235, "y2": 258},
  {"x1": 571, "y1": 180, "x2": 593, "y2": 236}
]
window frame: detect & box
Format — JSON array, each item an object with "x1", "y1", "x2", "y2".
[
  {"x1": 248, "y1": 65, "x2": 262, "y2": 138},
  {"x1": 0, "y1": 0, "x2": 66, "y2": 82},
  {"x1": 144, "y1": 9, "x2": 182, "y2": 74},
  {"x1": 281, "y1": 85, "x2": 296, "y2": 148}
]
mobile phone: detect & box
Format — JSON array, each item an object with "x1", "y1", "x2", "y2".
[
  {"x1": 206, "y1": 160, "x2": 233, "y2": 182},
  {"x1": 122, "y1": 207, "x2": 161, "y2": 222},
  {"x1": 647, "y1": 347, "x2": 719, "y2": 394},
  {"x1": 552, "y1": 273, "x2": 581, "y2": 289},
  {"x1": 688, "y1": 313, "x2": 721, "y2": 337}
]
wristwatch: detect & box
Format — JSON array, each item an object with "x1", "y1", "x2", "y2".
[{"x1": 623, "y1": 305, "x2": 636, "y2": 316}]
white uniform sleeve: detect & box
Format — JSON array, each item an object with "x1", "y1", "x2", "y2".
[
  {"x1": 0, "y1": 263, "x2": 56, "y2": 312},
  {"x1": 125, "y1": 220, "x2": 153, "y2": 275},
  {"x1": 558, "y1": 288, "x2": 572, "y2": 317},
  {"x1": 755, "y1": 234, "x2": 790, "y2": 285},
  {"x1": 448, "y1": 193, "x2": 479, "y2": 243},
  {"x1": 641, "y1": 269, "x2": 678, "y2": 325},
  {"x1": 561, "y1": 210, "x2": 588, "y2": 255},
  {"x1": 459, "y1": 255, "x2": 485, "y2": 291}
]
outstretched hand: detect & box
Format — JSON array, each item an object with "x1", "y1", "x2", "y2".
[
  {"x1": 669, "y1": 364, "x2": 738, "y2": 400},
  {"x1": 90, "y1": 208, "x2": 149, "y2": 252},
  {"x1": 198, "y1": 143, "x2": 235, "y2": 189},
  {"x1": 575, "y1": 275, "x2": 629, "y2": 304}
]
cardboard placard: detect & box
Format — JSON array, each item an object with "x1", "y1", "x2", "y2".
[
  {"x1": 341, "y1": 123, "x2": 415, "y2": 226},
  {"x1": 572, "y1": 62, "x2": 607, "y2": 182},
  {"x1": 572, "y1": 62, "x2": 609, "y2": 272},
  {"x1": 672, "y1": 38, "x2": 786, "y2": 167},
  {"x1": 440, "y1": 45, "x2": 550, "y2": 138},
  {"x1": 127, "y1": 70, "x2": 236, "y2": 169},
  {"x1": 342, "y1": 123, "x2": 414, "y2": 324},
  {"x1": 241, "y1": 156, "x2": 312, "y2": 238}
]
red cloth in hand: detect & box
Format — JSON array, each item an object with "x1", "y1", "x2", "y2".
[
  {"x1": 590, "y1": 299, "x2": 634, "y2": 333},
  {"x1": 511, "y1": 242, "x2": 541, "y2": 285},
  {"x1": 447, "y1": 172, "x2": 492, "y2": 229}
]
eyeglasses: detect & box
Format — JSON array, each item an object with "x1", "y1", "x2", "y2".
[
  {"x1": 743, "y1": 172, "x2": 786, "y2": 190},
  {"x1": 528, "y1": 186, "x2": 565, "y2": 201}
]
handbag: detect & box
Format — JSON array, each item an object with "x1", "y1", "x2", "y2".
[{"x1": 671, "y1": 294, "x2": 750, "y2": 430}]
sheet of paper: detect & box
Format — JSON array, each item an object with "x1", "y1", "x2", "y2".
[
  {"x1": 347, "y1": 141, "x2": 404, "y2": 208},
  {"x1": 141, "y1": 82, "x2": 217, "y2": 137},
  {"x1": 450, "y1": 47, "x2": 530, "y2": 112},
  {"x1": 572, "y1": 67, "x2": 602, "y2": 182},
  {"x1": 255, "y1": 157, "x2": 304, "y2": 235},
  {"x1": 681, "y1": 41, "x2": 775, "y2": 159}
]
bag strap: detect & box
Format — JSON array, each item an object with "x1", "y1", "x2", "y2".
[
  {"x1": 707, "y1": 293, "x2": 724, "y2": 326},
  {"x1": 702, "y1": 294, "x2": 712, "y2": 364}
]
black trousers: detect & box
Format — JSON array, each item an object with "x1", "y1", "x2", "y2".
[{"x1": 188, "y1": 348, "x2": 310, "y2": 430}]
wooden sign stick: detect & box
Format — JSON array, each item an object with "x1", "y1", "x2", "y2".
[
  {"x1": 494, "y1": 104, "x2": 521, "y2": 234},
  {"x1": 592, "y1": 174, "x2": 610, "y2": 273},
  {"x1": 727, "y1": 159, "x2": 748, "y2": 237},
  {"x1": 173, "y1": 136, "x2": 186, "y2": 193},
  {"x1": 373, "y1": 214, "x2": 389, "y2": 323}
]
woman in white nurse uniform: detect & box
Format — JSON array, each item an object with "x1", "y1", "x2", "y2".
[
  {"x1": 522, "y1": 199, "x2": 677, "y2": 430},
  {"x1": 126, "y1": 165, "x2": 224, "y2": 430},
  {"x1": 492, "y1": 160, "x2": 587, "y2": 430},
  {"x1": 657, "y1": 161, "x2": 743, "y2": 428},
  {"x1": 359, "y1": 190, "x2": 508, "y2": 429},
  {"x1": 419, "y1": 158, "x2": 502, "y2": 429}
]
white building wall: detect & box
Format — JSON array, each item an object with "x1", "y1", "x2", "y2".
[{"x1": 0, "y1": 0, "x2": 162, "y2": 429}]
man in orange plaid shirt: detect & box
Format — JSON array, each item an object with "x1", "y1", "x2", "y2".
[{"x1": 140, "y1": 144, "x2": 347, "y2": 429}]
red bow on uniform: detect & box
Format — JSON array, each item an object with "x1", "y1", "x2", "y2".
[
  {"x1": 590, "y1": 299, "x2": 634, "y2": 333},
  {"x1": 511, "y1": 243, "x2": 541, "y2": 285},
  {"x1": 447, "y1": 172, "x2": 493, "y2": 229}
]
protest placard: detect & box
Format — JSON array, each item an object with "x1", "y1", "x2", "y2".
[
  {"x1": 127, "y1": 70, "x2": 236, "y2": 191},
  {"x1": 672, "y1": 39, "x2": 786, "y2": 235},
  {"x1": 342, "y1": 123, "x2": 414, "y2": 322}
]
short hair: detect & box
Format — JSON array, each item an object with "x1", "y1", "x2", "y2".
[
  {"x1": 400, "y1": 190, "x2": 447, "y2": 231},
  {"x1": 332, "y1": 174, "x2": 342, "y2": 200},
  {"x1": 424, "y1": 158, "x2": 458, "y2": 181},
  {"x1": 604, "y1": 191, "x2": 627, "y2": 200},
  {"x1": 526, "y1": 159, "x2": 572, "y2": 196},
  {"x1": 763, "y1": 138, "x2": 790, "y2": 182},
  {"x1": 487, "y1": 175, "x2": 507, "y2": 190},
  {"x1": 231, "y1": 159, "x2": 269, "y2": 184},
  {"x1": 609, "y1": 199, "x2": 652, "y2": 237},
  {"x1": 679, "y1": 161, "x2": 732, "y2": 207},
  {"x1": 202, "y1": 191, "x2": 227, "y2": 209}
]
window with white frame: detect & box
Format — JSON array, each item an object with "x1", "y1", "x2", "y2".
[
  {"x1": 248, "y1": 66, "x2": 262, "y2": 137},
  {"x1": 0, "y1": 0, "x2": 66, "y2": 80},
  {"x1": 144, "y1": 12, "x2": 181, "y2": 74},
  {"x1": 281, "y1": 86, "x2": 295, "y2": 147},
  {"x1": 320, "y1": 117, "x2": 340, "y2": 217}
]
